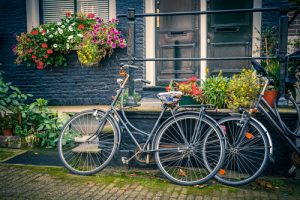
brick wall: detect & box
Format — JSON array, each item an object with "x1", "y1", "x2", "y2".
[{"x1": 0, "y1": 0, "x2": 145, "y2": 106}]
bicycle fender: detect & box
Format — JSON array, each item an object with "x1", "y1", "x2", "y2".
[{"x1": 251, "y1": 117, "x2": 274, "y2": 158}]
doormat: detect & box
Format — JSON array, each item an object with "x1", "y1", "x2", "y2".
[{"x1": 4, "y1": 149, "x2": 63, "y2": 166}]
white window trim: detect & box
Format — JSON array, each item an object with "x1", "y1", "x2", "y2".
[
  {"x1": 252, "y1": 0, "x2": 262, "y2": 59},
  {"x1": 26, "y1": 0, "x2": 40, "y2": 32}
]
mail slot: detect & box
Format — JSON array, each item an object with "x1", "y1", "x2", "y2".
[
  {"x1": 214, "y1": 26, "x2": 239, "y2": 33},
  {"x1": 168, "y1": 31, "x2": 187, "y2": 37}
]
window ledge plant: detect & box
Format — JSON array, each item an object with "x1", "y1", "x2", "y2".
[{"x1": 14, "y1": 13, "x2": 126, "y2": 69}]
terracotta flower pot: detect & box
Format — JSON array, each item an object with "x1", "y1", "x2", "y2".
[
  {"x1": 263, "y1": 90, "x2": 278, "y2": 107},
  {"x1": 3, "y1": 128, "x2": 13, "y2": 136}
]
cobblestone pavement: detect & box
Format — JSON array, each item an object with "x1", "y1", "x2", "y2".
[{"x1": 0, "y1": 164, "x2": 299, "y2": 200}]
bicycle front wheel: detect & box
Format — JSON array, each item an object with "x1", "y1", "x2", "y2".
[
  {"x1": 154, "y1": 114, "x2": 225, "y2": 186},
  {"x1": 58, "y1": 110, "x2": 119, "y2": 175},
  {"x1": 215, "y1": 116, "x2": 269, "y2": 186}
]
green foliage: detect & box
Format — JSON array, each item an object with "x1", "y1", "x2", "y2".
[
  {"x1": 0, "y1": 114, "x2": 18, "y2": 129},
  {"x1": 262, "y1": 59, "x2": 280, "y2": 90},
  {"x1": 226, "y1": 69, "x2": 262, "y2": 110},
  {"x1": 117, "y1": 89, "x2": 141, "y2": 106},
  {"x1": 15, "y1": 98, "x2": 65, "y2": 148},
  {"x1": 201, "y1": 72, "x2": 229, "y2": 108}
]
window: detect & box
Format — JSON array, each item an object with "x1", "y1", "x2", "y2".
[{"x1": 42, "y1": 0, "x2": 109, "y2": 23}]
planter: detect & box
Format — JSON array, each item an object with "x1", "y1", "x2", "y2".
[
  {"x1": 179, "y1": 95, "x2": 199, "y2": 106},
  {"x1": 0, "y1": 136, "x2": 8, "y2": 147},
  {"x1": 3, "y1": 128, "x2": 13, "y2": 136},
  {"x1": 7, "y1": 136, "x2": 21, "y2": 149},
  {"x1": 263, "y1": 90, "x2": 278, "y2": 107}
]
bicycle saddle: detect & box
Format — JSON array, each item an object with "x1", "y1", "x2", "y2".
[
  {"x1": 157, "y1": 91, "x2": 183, "y2": 106},
  {"x1": 251, "y1": 59, "x2": 268, "y2": 77}
]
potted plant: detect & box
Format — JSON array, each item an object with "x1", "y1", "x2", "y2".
[
  {"x1": 263, "y1": 59, "x2": 280, "y2": 107},
  {"x1": 226, "y1": 69, "x2": 262, "y2": 110},
  {"x1": 0, "y1": 115, "x2": 17, "y2": 136},
  {"x1": 167, "y1": 76, "x2": 204, "y2": 105},
  {"x1": 201, "y1": 71, "x2": 229, "y2": 109}
]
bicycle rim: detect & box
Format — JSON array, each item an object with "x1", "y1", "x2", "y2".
[
  {"x1": 58, "y1": 110, "x2": 118, "y2": 175},
  {"x1": 215, "y1": 116, "x2": 269, "y2": 186},
  {"x1": 154, "y1": 114, "x2": 224, "y2": 186}
]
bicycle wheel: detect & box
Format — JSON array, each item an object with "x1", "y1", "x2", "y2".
[
  {"x1": 154, "y1": 113, "x2": 225, "y2": 186},
  {"x1": 215, "y1": 116, "x2": 269, "y2": 186},
  {"x1": 58, "y1": 110, "x2": 119, "y2": 175}
]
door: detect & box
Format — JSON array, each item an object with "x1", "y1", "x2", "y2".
[
  {"x1": 155, "y1": 0, "x2": 200, "y2": 86},
  {"x1": 207, "y1": 0, "x2": 253, "y2": 77}
]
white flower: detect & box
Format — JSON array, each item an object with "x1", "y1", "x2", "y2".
[
  {"x1": 71, "y1": 22, "x2": 75, "y2": 26},
  {"x1": 77, "y1": 34, "x2": 83, "y2": 38},
  {"x1": 51, "y1": 27, "x2": 54, "y2": 30},
  {"x1": 39, "y1": 28, "x2": 43, "y2": 32},
  {"x1": 57, "y1": 22, "x2": 62, "y2": 25},
  {"x1": 61, "y1": 25, "x2": 65, "y2": 28},
  {"x1": 54, "y1": 31, "x2": 58, "y2": 35},
  {"x1": 67, "y1": 35, "x2": 73, "y2": 40},
  {"x1": 66, "y1": 19, "x2": 69, "y2": 23},
  {"x1": 44, "y1": 38, "x2": 47, "y2": 42},
  {"x1": 53, "y1": 44, "x2": 58, "y2": 48},
  {"x1": 58, "y1": 28, "x2": 63, "y2": 34},
  {"x1": 66, "y1": 43, "x2": 70, "y2": 49},
  {"x1": 49, "y1": 34, "x2": 53, "y2": 38},
  {"x1": 68, "y1": 26, "x2": 73, "y2": 32}
]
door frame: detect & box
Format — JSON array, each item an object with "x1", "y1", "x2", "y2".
[{"x1": 145, "y1": 0, "x2": 262, "y2": 86}]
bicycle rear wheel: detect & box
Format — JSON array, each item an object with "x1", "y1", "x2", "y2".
[
  {"x1": 154, "y1": 114, "x2": 225, "y2": 186},
  {"x1": 58, "y1": 110, "x2": 118, "y2": 175},
  {"x1": 215, "y1": 116, "x2": 269, "y2": 186}
]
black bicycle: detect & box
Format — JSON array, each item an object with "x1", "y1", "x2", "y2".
[
  {"x1": 58, "y1": 64, "x2": 225, "y2": 186},
  {"x1": 214, "y1": 59, "x2": 300, "y2": 186}
]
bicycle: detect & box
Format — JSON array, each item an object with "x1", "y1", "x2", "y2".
[
  {"x1": 214, "y1": 59, "x2": 300, "y2": 186},
  {"x1": 58, "y1": 64, "x2": 225, "y2": 186}
]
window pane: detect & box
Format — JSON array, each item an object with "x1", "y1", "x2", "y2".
[
  {"x1": 43, "y1": 0, "x2": 75, "y2": 23},
  {"x1": 77, "y1": 0, "x2": 109, "y2": 21}
]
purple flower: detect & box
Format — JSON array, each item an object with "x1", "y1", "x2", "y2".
[
  {"x1": 120, "y1": 44, "x2": 125, "y2": 49},
  {"x1": 111, "y1": 43, "x2": 116, "y2": 49},
  {"x1": 114, "y1": 36, "x2": 119, "y2": 40},
  {"x1": 93, "y1": 39, "x2": 97, "y2": 43}
]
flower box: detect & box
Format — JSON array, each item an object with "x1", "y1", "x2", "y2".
[{"x1": 179, "y1": 95, "x2": 199, "y2": 106}]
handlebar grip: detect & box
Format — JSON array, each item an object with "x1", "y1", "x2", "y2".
[
  {"x1": 122, "y1": 64, "x2": 140, "y2": 69},
  {"x1": 141, "y1": 79, "x2": 151, "y2": 84},
  {"x1": 134, "y1": 79, "x2": 151, "y2": 84}
]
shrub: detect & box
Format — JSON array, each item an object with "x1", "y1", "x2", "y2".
[{"x1": 226, "y1": 69, "x2": 262, "y2": 110}]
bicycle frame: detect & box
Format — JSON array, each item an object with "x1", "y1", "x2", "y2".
[{"x1": 92, "y1": 70, "x2": 187, "y2": 155}]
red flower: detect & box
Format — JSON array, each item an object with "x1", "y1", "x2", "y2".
[
  {"x1": 166, "y1": 86, "x2": 171, "y2": 91},
  {"x1": 66, "y1": 11, "x2": 71, "y2": 17},
  {"x1": 188, "y1": 76, "x2": 198, "y2": 82},
  {"x1": 87, "y1": 13, "x2": 95, "y2": 19},
  {"x1": 41, "y1": 43, "x2": 48, "y2": 48},
  {"x1": 34, "y1": 60, "x2": 39, "y2": 63},
  {"x1": 41, "y1": 29, "x2": 46, "y2": 35},
  {"x1": 32, "y1": 55, "x2": 36, "y2": 59},
  {"x1": 78, "y1": 24, "x2": 85, "y2": 30},
  {"x1": 37, "y1": 62, "x2": 44, "y2": 70},
  {"x1": 28, "y1": 49, "x2": 32, "y2": 54},
  {"x1": 191, "y1": 88, "x2": 202, "y2": 96},
  {"x1": 43, "y1": 55, "x2": 48, "y2": 59},
  {"x1": 31, "y1": 30, "x2": 38, "y2": 35},
  {"x1": 47, "y1": 49, "x2": 53, "y2": 54}
]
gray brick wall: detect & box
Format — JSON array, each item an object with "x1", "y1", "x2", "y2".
[{"x1": 0, "y1": 0, "x2": 145, "y2": 106}]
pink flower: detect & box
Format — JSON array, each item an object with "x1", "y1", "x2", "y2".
[
  {"x1": 107, "y1": 40, "x2": 112, "y2": 45},
  {"x1": 111, "y1": 43, "x2": 116, "y2": 48}
]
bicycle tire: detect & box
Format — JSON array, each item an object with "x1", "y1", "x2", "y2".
[
  {"x1": 154, "y1": 113, "x2": 225, "y2": 186},
  {"x1": 58, "y1": 110, "x2": 119, "y2": 175},
  {"x1": 214, "y1": 116, "x2": 269, "y2": 186},
  {"x1": 274, "y1": 95, "x2": 300, "y2": 137}
]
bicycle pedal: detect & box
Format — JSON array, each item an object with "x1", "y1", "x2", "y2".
[
  {"x1": 288, "y1": 165, "x2": 296, "y2": 174},
  {"x1": 121, "y1": 157, "x2": 129, "y2": 164}
]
